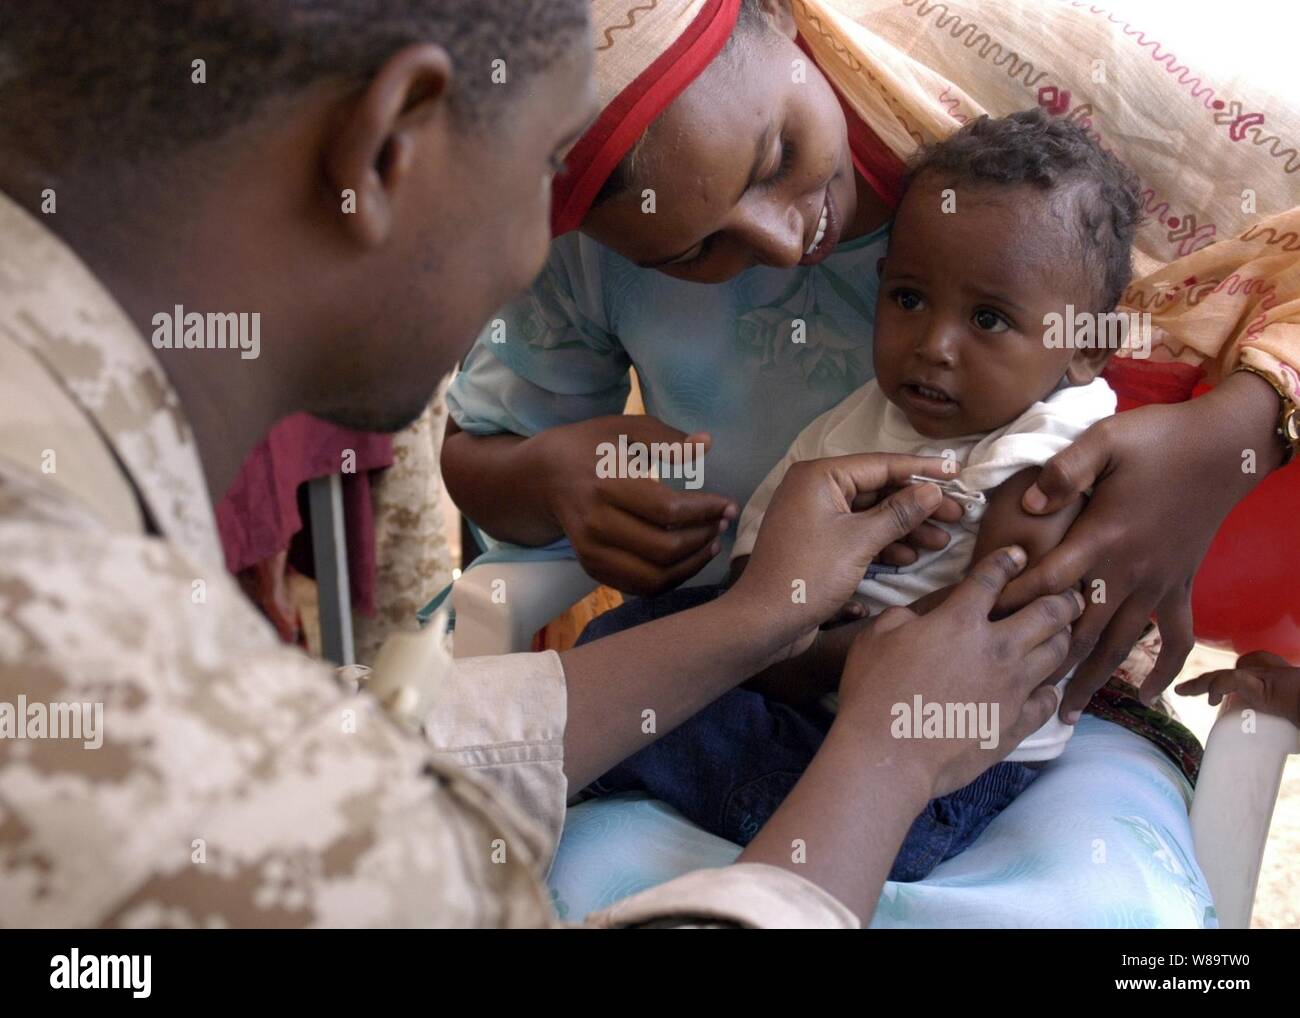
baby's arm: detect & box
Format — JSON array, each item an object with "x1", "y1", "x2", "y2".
[
  {"x1": 910, "y1": 467, "x2": 1085, "y2": 617},
  {"x1": 970, "y1": 467, "x2": 1085, "y2": 597},
  {"x1": 738, "y1": 469, "x2": 1087, "y2": 701}
]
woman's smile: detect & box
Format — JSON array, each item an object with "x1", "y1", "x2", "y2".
[{"x1": 799, "y1": 184, "x2": 843, "y2": 266}]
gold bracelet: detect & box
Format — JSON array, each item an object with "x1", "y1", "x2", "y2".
[{"x1": 1235, "y1": 364, "x2": 1299, "y2": 464}]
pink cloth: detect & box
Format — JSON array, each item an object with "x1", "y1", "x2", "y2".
[{"x1": 216, "y1": 414, "x2": 393, "y2": 615}]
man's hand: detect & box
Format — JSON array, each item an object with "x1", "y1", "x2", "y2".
[
  {"x1": 561, "y1": 452, "x2": 955, "y2": 786},
  {"x1": 838, "y1": 547, "x2": 1084, "y2": 798},
  {"x1": 738, "y1": 547, "x2": 1081, "y2": 920},
  {"x1": 998, "y1": 371, "x2": 1286, "y2": 719},
  {"x1": 1175, "y1": 650, "x2": 1300, "y2": 726},
  {"x1": 727, "y1": 453, "x2": 961, "y2": 652}
]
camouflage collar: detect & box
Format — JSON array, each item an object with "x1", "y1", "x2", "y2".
[{"x1": 0, "y1": 191, "x2": 223, "y2": 565}]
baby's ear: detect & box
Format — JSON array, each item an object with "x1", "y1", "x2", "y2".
[{"x1": 1065, "y1": 345, "x2": 1111, "y2": 385}]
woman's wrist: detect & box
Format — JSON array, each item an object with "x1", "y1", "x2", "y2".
[{"x1": 1211, "y1": 368, "x2": 1288, "y2": 476}]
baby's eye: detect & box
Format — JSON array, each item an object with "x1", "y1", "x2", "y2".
[
  {"x1": 972, "y1": 307, "x2": 1010, "y2": 332},
  {"x1": 892, "y1": 288, "x2": 924, "y2": 312}
]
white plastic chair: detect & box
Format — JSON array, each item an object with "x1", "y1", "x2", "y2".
[
  {"x1": 449, "y1": 557, "x2": 1299, "y2": 927},
  {"x1": 1191, "y1": 703, "x2": 1299, "y2": 927}
]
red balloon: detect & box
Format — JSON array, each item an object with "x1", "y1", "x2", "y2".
[{"x1": 1189, "y1": 433, "x2": 1300, "y2": 665}]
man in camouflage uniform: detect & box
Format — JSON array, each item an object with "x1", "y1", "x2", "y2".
[{"x1": 0, "y1": 1, "x2": 1076, "y2": 927}]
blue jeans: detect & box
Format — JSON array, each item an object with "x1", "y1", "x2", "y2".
[{"x1": 580, "y1": 584, "x2": 1039, "y2": 883}]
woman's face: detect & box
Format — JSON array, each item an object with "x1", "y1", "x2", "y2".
[{"x1": 581, "y1": 17, "x2": 860, "y2": 284}]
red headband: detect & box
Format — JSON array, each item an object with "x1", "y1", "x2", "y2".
[{"x1": 552, "y1": 0, "x2": 905, "y2": 236}]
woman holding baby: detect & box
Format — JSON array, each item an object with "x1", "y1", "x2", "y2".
[{"x1": 442, "y1": 0, "x2": 1300, "y2": 923}]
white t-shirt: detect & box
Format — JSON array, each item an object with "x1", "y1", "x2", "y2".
[{"x1": 731, "y1": 377, "x2": 1117, "y2": 762}]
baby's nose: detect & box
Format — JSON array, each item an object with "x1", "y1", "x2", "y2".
[{"x1": 916, "y1": 323, "x2": 960, "y2": 364}]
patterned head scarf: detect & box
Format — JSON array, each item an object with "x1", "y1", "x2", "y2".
[
  {"x1": 551, "y1": 0, "x2": 911, "y2": 236},
  {"x1": 554, "y1": 0, "x2": 1300, "y2": 399}
]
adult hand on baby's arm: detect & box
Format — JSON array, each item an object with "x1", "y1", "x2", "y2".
[
  {"x1": 893, "y1": 468, "x2": 1083, "y2": 622},
  {"x1": 729, "y1": 453, "x2": 961, "y2": 660},
  {"x1": 1175, "y1": 650, "x2": 1300, "y2": 727},
  {"x1": 746, "y1": 467, "x2": 1084, "y2": 702},
  {"x1": 836, "y1": 547, "x2": 1084, "y2": 796},
  {"x1": 740, "y1": 547, "x2": 1083, "y2": 919},
  {"x1": 996, "y1": 371, "x2": 1288, "y2": 717},
  {"x1": 972, "y1": 467, "x2": 1085, "y2": 576},
  {"x1": 560, "y1": 452, "x2": 959, "y2": 785}
]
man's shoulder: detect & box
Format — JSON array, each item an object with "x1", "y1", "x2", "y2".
[
  {"x1": 0, "y1": 464, "x2": 281, "y2": 667},
  {"x1": 0, "y1": 466, "x2": 352, "y2": 809}
]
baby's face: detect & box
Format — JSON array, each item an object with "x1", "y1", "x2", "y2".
[{"x1": 873, "y1": 176, "x2": 1108, "y2": 440}]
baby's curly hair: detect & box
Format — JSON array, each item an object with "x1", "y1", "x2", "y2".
[{"x1": 906, "y1": 108, "x2": 1143, "y2": 312}]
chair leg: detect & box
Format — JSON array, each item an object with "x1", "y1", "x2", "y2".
[
  {"x1": 1190, "y1": 701, "x2": 1299, "y2": 928},
  {"x1": 308, "y1": 474, "x2": 355, "y2": 665}
]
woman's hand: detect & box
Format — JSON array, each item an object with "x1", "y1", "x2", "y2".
[
  {"x1": 998, "y1": 371, "x2": 1287, "y2": 717},
  {"x1": 448, "y1": 412, "x2": 960, "y2": 597},
  {"x1": 1175, "y1": 650, "x2": 1300, "y2": 726},
  {"x1": 535, "y1": 415, "x2": 738, "y2": 595},
  {"x1": 836, "y1": 547, "x2": 1083, "y2": 798},
  {"x1": 728, "y1": 452, "x2": 960, "y2": 653}
]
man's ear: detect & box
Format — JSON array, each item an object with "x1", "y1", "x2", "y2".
[
  {"x1": 1065, "y1": 346, "x2": 1111, "y2": 386},
  {"x1": 760, "y1": 0, "x2": 798, "y2": 39},
  {"x1": 325, "y1": 43, "x2": 453, "y2": 249}
]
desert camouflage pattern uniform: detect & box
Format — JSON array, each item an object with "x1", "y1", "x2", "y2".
[
  {"x1": 0, "y1": 192, "x2": 854, "y2": 928},
  {"x1": 351, "y1": 386, "x2": 455, "y2": 668}
]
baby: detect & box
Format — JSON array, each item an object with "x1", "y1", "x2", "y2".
[
  {"x1": 733, "y1": 108, "x2": 1141, "y2": 762},
  {"x1": 590, "y1": 109, "x2": 1145, "y2": 879}
]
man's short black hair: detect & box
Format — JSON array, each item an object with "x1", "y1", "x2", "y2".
[
  {"x1": 0, "y1": 0, "x2": 589, "y2": 166},
  {"x1": 906, "y1": 108, "x2": 1144, "y2": 312}
]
